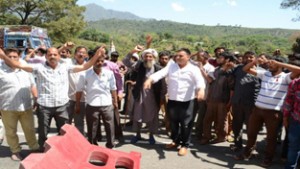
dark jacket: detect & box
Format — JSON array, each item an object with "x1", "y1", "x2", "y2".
[{"x1": 132, "y1": 63, "x2": 165, "y2": 105}]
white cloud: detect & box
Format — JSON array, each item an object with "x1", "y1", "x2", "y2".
[
  {"x1": 227, "y1": 0, "x2": 237, "y2": 6},
  {"x1": 171, "y1": 2, "x2": 185, "y2": 12}
]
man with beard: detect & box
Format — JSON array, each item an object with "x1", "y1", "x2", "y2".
[
  {"x1": 68, "y1": 46, "x2": 88, "y2": 135},
  {"x1": 144, "y1": 48, "x2": 205, "y2": 156},
  {"x1": 76, "y1": 56, "x2": 117, "y2": 148},
  {"x1": 226, "y1": 51, "x2": 261, "y2": 152},
  {"x1": 200, "y1": 52, "x2": 235, "y2": 145},
  {"x1": 0, "y1": 46, "x2": 106, "y2": 151},
  {"x1": 235, "y1": 56, "x2": 300, "y2": 167},
  {"x1": 123, "y1": 45, "x2": 166, "y2": 145},
  {"x1": 158, "y1": 50, "x2": 171, "y2": 67},
  {"x1": 208, "y1": 47, "x2": 225, "y2": 67}
]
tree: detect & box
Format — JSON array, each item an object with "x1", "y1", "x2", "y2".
[
  {"x1": 292, "y1": 37, "x2": 300, "y2": 53},
  {"x1": 281, "y1": 0, "x2": 300, "y2": 21},
  {"x1": 0, "y1": 0, "x2": 86, "y2": 42},
  {"x1": 79, "y1": 29, "x2": 110, "y2": 43}
]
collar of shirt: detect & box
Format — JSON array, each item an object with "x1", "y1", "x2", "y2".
[{"x1": 2, "y1": 63, "x2": 21, "y2": 73}]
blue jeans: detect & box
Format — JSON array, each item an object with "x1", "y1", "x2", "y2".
[{"x1": 285, "y1": 118, "x2": 300, "y2": 169}]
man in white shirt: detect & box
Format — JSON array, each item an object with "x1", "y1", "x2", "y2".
[
  {"x1": 0, "y1": 46, "x2": 106, "y2": 151},
  {"x1": 0, "y1": 48, "x2": 39, "y2": 161},
  {"x1": 67, "y1": 46, "x2": 88, "y2": 135},
  {"x1": 144, "y1": 48, "x2": 206, "y2": 156},
  {"x1": 76, "y1": 56, "x2": 117, "y2": 148},
  {"x1": 194, "y1": 51, "x2": 215, "y2": 139}
]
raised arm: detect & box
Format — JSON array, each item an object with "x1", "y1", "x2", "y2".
[
  {"x1": 24, "y1": 48, "x2": 36, "y2": 62},
  {"x1": 58, "y1": 42, "x2": 75, "y2": 54},
  {"x1": 0, "y1": 48, "x2": 33, "y2": 72},
  {"x1": 73, "y1": 46, "x2": 105, "y2": 73},
  {"x1": 269, "y1": 60, "x2": 300, "y2": 79},
  {"x1": 243, "y1": 56, "x2": 268, "y2": 76},
  {"x1": 144, "y1": 65, "x2": 170, "y2": 89},
  {"x1": 122, "y1": 45, "x2": 144, "y2": 70},
  {"x1": 145, "y1": 35, "x2": 153, "y2": 49},
  {"x1": 242, "y1": 59, "x2": 257, "y2": 76}
]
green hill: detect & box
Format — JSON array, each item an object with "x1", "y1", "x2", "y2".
[{"x1": 78, "y1": 19, "x2": 300, "y2": 57}]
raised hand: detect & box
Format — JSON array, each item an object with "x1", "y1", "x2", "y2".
[
  {"x1": 95, "y1": 45, "x2": 106, "y2": 58},
  {"x1": 133, "y1": 45, "x2": 144, "y2": 53},
  {"x1": 64, "y1": 42, "x2": 75, "y2": 49},
  {"x1": 146, "y1": 35, "x2": 153, "y2": 48}
]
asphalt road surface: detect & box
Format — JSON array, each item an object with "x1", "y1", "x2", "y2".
[{"x1": 0, "y1": 113, "x2": 285, "y2": 169}]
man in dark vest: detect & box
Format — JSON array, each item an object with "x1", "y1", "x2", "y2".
[{"x1": 123, "y1": 45, "x2": 166, "y2": 144}]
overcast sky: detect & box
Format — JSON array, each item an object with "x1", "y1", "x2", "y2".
[{"x1": 77, "y1": 0, "x2": 300, "y2": 30}]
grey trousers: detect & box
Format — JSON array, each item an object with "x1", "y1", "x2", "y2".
[
  {"x1": 37, "y1": 104, "x2": 69, "y2": 148},
  {"x1": 86, "y1": 104, "x2": 115, "y2": 148},
  {"x1": 67, "y1": 100, "x2": 86, "y2": 135}
]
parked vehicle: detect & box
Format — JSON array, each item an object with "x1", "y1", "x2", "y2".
[{"x1": 0, "y1": 25, "x2": 51, "y2": 51}]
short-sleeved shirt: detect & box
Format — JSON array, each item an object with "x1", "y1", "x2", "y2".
[
  {"x1": 0, "y1": 63, "x2": 35, "y2": 111},
  {"x1": 32, "y1": 62, "x2": 74, "y2": 107},
  {"x1": 255, "y1": 70, "x2": 291, "y2": 111},
  {"x1": 68, "y1": 59, "x2": 86, "y2": 102},
  {"x1": 76, "y1": 68, "x2": 116, "y2": 107},
  {"x1": 231, "y1": 65, "x2": 261, "y2": 106}
]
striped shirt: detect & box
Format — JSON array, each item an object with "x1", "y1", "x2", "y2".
[
  {"x1": 255, "y1": 70, "x2": 291, "y2": 111},
  {"x1": 32, "y1": 62, "x2": 74, "y2": 107},
  {"x1": 0, "y1": 63, "x2": 35, "y2": 111}
]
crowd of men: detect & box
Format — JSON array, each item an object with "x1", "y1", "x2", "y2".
[{"x1": 0, "y1": 38, "x2": 300, "y2": 169}]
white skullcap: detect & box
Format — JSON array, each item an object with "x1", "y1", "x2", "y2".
[
  {"x1": 131, "y1": 52, "x2": 139, "y2": 60},
  {"x1": 141, "y1": 48, "x2": 158, "y2": 58}
]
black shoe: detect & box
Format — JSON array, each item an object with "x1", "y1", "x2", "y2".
[
  {"x1": 125, "y1": 121, "x2": 133, "y2": 127},
  {"x1": 230, "y1": 144, "x2": 242, "y2": 152}
]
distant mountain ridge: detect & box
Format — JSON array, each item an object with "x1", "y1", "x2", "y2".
[{"x1": 83, "y1": 3, "x2": 147, "y2": 21}]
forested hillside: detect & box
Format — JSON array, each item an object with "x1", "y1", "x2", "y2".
[{"x1": 79, "y1": 19, "x2": 300, "y2": 56}]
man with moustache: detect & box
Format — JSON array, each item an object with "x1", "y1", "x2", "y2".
[
  {"x1": 76, "y1": 56, "x2": 117, "y2": 148},
  {"x1": 144, "y1": 48, "x2": 205, "y2": 156},
  {"x1": 92, "y1": 46, "x2": 124, "y2": 143},
  {"x1": 226, "y1": 51, "x2": 261, "y2": 152},
  {"x1": 123, "y1": 45, "x2": 166, "y2": 145},
  {"x1": 0, "y1": 46, "x2": 106, "y2": 151},
  {"x1": 0, "y1": 48, "x2": 39, "y2": 161},
  {"x1": 200, "y1": 52, "x2": 235, "y2": 145},
  {"x1": 235, "y1": 56, "x2": 300, "y2": 167},
  {"x1": 68, "y1": 46, "x2": 88, "y2": 135}
]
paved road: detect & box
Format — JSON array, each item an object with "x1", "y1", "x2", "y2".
[{"x1": 0, "y1": 113, "x2": 285, "y2": 169}]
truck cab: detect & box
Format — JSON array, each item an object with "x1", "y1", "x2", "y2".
[{"x1": 0, "y1": 25, "x2": 51, "y2": 51}]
